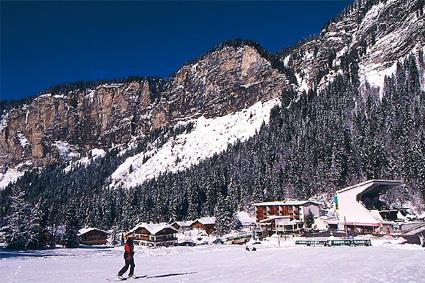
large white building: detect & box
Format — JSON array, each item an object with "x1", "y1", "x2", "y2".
[{"x1": 334, "y1": 179, "x2": 403, "y2": 233}]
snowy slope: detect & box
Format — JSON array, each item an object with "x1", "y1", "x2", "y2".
[
  {"x1": 355, "y1": 0, "x2": 424, "y2": 90},
  {"x1": 0, "y1": 161, "x2": 31, "y2": 190},
  {"x1": 0, "y1": 168, "x2": 24, "y2": 190},
  {"x1": 110, "y1": 98, "x2": 280, "y2": 189},
  {"x1": 63, "y1": 148, "x2": 106, "y2": 173}
]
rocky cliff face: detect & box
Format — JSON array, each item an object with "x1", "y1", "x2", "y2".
[
  {"x1": 158, "y1": 45, "x2": 292, "y2": 125},
  {"x1": 280, "y1": 0, "x2": 425, "y2": 92},
  {"x1": 0, "y1": 44, "x2": 293, "y2": 169},
  {"x1": 0, "y1": 79, "x2": 163, "y2": 167}
]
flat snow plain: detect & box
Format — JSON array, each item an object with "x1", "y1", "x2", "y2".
[{"x1": 1, "y1": 244, "x2": 424, "y2": 283}]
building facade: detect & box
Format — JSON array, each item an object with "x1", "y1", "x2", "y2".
[
  {"x1": 190, "y1": 217, "x2": 216, "y2": 235},
  {"x1": 126, "y1": 223, "x2": 178, "y2": 247},
  {"x1": 78, "y1": 228, "x2": 110, "y2": 245},
  {"x1": 253, "y1": 201, "x2": 322, "y2": 235}
]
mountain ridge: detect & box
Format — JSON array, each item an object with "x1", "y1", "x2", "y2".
[{"x1": 0, "y1": 0, "x2": 424, "y2": 197}]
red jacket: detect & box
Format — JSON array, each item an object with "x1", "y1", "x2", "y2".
[{"x1": 124, "y1": 243, "x2": 134, "y2": 258}]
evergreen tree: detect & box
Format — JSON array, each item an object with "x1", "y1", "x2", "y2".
[
  {"x1": 110, "y1": 223, "x2": 119, "y2": 246},
  {"x1": 26, "y1": 199, "x2": 48, "y2": 249},
  {"x1": 305, "y1": 209, "x2": 315, "y2": 228},
  {"x1": 5, "y1": 186, "x2": 31, "y2": 250},
  {"x1": 63, "y1": 203, "x2": 80, "y2": 248},
  {"x1": 214, "y1": 195, "x2": 234, "y2": 236}
]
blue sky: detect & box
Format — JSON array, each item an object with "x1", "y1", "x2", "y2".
[{"x1": 1, "y1": 1, "x2": 352, "y2": 101}]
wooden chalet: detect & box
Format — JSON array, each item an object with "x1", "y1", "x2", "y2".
[
  {"x1": 126, "y1": 223, "x2": 178, "y2": 247},
  {"x1": 190, "y1": 217, "x2": 216, "y2": 235},
  {"x1": 78, "y1": 228, "x2": 110, "y2": 245}
]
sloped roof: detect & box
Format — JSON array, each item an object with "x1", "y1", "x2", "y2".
[
  {"x1": 172, "y1": 220, "x2": 193, "y2": 227},
  {"x1": 253, "y1": 200, "x2": 322, "y2": 206},
  {"x1": 128, "y1": 223, "x2": 177, "y2": 235},
  {"x1": 236, "y1": 211, "x2": 256, "y2": 225},
  {"x1": 195, "y1": 217, "x2": 216, "y2": 225},
  {"x1": 78, "y1": 227, "x2": 110, "y2": 236},
  {"x1": 335, "y1": 180, "x2": 403, "y2": 225},
  {"x1": 336, "y1": 179, "x2": 402, "y2": 194}
]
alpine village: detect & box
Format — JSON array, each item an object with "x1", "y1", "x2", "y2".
[{"x1": 1, "y1": 0, "x2": 425, "y2": 282}]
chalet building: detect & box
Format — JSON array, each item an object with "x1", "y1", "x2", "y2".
[
  {"x1": 78, "y1": 228, "x2": 110, "y2": 245},
  {"x1": 253, "y1": 200, "x2": 322, "y2": 235},
  {"x1": 126, "y1": 223, "x2": 177, "y2": 247},
  {"x1": 190, "y1": 217, "x2": 216, "y2": 235},
  {"x1": 171, "y1": 220, "x2": 193, "y2": 232},
  {"x1": 334, "y1": 179, "x2": 406, "y2": 234}
]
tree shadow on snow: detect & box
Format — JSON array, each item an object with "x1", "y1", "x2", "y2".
[
  {"x1": 0, "y1": 249, "x2": 51, "y2": 259},
  {"x1": 147, "y1": 271, "x2": 197, "y2": 279}
]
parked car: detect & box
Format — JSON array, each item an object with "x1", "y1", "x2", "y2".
[
  {"x1": 195, "y1": 238, "x2": 209, "y2": 245},
  {"x1": 232, "y1": 237, "x2": 249, "y2": 245},
  {"x1": 178, "y1": 240, "x2": 196, "y2": 247},
  {"x1": 212, "y1": 238, "x2": 224, "y2": 245}
]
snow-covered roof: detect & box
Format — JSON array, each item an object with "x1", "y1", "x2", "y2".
[
  {"x1": 335, "y1": 180, "x2": 403, "y2": 226},
  {"x1": 336, "y1": 179, "x2": 402, "y2": 194},
  {"x1": 253, "y1": 200, "x2": 322, "y2": 206},
  {"x1": 172, "y1": 220, "x2": 193, "y2": 227},
  {"x1": 236, "y1": 211, "x2": 255, "y2": 225},
  {"x1": 78, "y1": 228, "x2": 110, "y2": 236},
  {"x1": 195, "y1": 217, "x2": 216, "y2": 225},
  {"x1": 128, "y1": 223, "x2": 177, "y2": 235}
]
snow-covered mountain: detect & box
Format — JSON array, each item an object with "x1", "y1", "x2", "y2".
[
  {"x1": 0, "y1": 0, "x2": 424, "y2": 193},
  {"x1": 0, "y1": 44, "x2": 293, "y2": 189},
  {"x1": 280, "y1": 0, "x2": 424, "y2": 93}
]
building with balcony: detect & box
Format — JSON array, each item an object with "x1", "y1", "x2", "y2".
[
  {"x1": 190, "y1": 217, "x2": 216, "y2": 235},
  {"x1": 253, "y1": 200, "x2": 322, "y2": 235},
  {"x1": 125, "y1": 223, "x2": 178, "y2": 247},
  {"x1": 78, "y1": 228, "x2": 110, "y2": 245}
]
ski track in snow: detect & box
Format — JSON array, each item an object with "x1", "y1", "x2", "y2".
[{"x1": 0, "y1": 245, "x2": 424, "y2": 283}]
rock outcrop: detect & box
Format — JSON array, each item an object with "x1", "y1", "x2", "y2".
[
  {"x1": 280, "y1": 0, "x2": 425, "y2": 92},
  {"x1": 0, "y1": 44, "x2": 293, "y2": 168}
]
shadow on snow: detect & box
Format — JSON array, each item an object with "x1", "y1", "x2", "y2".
[{"x1": 147, "y1": 272, "x2": 197, "y2": 279}]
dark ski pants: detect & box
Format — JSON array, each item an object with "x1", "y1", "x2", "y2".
[{"x1": 118, "y1": 257, "x2": 135, "y2": 276}]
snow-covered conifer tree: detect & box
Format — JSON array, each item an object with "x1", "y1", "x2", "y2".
[
  {"x1": 64, "y1": 203, "x2": 80, "y2": 248},
  {"x1": 26, "y1": 199, "x2": 48, "y2": 249},
  {"x1": 5, "y1": 186, "x2": 31, "y2": 249}
]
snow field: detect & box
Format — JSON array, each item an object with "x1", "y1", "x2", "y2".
[{"x1": 1, "y1": 244, "x2": 424, "y2": 283}]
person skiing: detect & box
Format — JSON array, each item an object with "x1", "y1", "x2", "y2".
[{"x1": 117, "y1": 237, "x2": 136, "y2": 279}]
